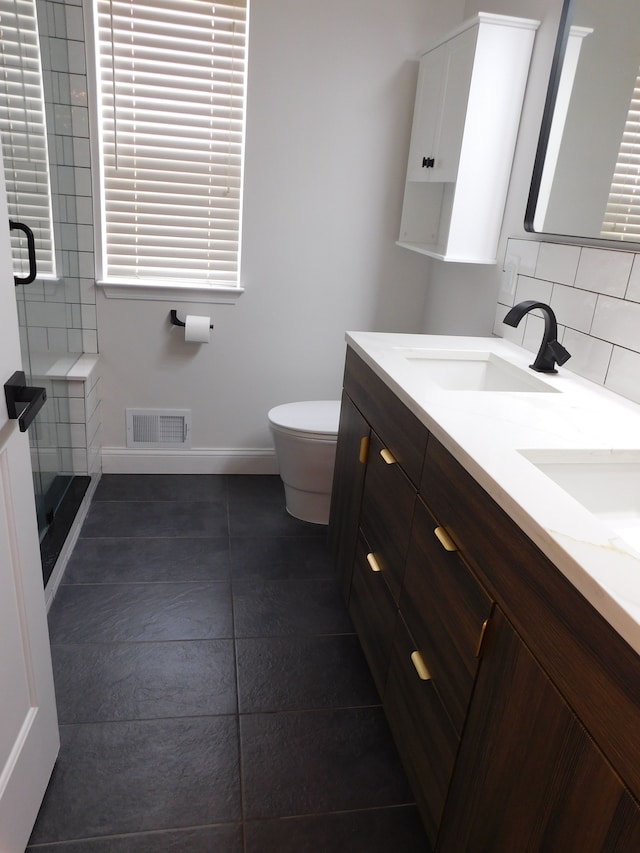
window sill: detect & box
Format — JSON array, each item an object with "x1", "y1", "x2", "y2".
[{"x1": 96, "y1": 279, "x2": 244, "y2": 304}]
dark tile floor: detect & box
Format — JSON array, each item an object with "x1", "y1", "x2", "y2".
[{"x1": 27, "y1": 475, "x2": 429, "y2": 852}]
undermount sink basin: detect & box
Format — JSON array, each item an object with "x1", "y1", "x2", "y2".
[
  {"x1": 397, "y1": 349, "x2": 561, "y2": 393},
  {"x1": 519, "y1": 449, "x2": 640, "y2": 553}
]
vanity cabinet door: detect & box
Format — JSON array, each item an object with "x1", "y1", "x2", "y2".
[
  {"x1": 348, "y1": 532, "x2": 398, "y2": 697},
  {"x1": 328, "y1": 391, "x2": 370, "y2": 603},
  {"x1": 401, "y1": 497, "x2": 493, "y2": 735},
  {"x1": 384, "y1": 614, "x2": 459, "y2": 848},
  {"x1": 360, "y1": 430, "x2": 417, "y2": 601},
  {"x1": 437, "y1": 607, "x2": 640, "y2": 852}
]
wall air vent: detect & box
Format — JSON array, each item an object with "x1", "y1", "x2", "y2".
[{"x1": 126, "y1": 409, "x2": 192, "y2": 449}]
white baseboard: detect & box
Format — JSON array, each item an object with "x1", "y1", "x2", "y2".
[{"x1": 101, "y1": 447, "x2": 279, "y2": 475}]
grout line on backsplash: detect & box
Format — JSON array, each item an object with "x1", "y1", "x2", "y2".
[{"x1": 499, "y1": 238, "x2": 640, "y2": 404}]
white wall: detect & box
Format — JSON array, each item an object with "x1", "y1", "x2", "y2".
[
  {"x1": 97, "y1": 0, "x2": 466, "y2": 470},
  {"x1": 420, "y1": 0, "x2": 564, "y2": 335}
]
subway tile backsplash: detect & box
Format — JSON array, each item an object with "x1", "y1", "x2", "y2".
[{"x1": 495, "y1": 238, "x2": 640, "y2": 406}]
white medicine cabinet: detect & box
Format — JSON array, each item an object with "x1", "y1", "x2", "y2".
[{"x1": 398, "y1": 13, "x2": 539, "y2": 264}]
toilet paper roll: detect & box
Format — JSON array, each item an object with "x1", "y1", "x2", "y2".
[{"x1": 184, "y1": 314, "x2": 211, "y2": 343}]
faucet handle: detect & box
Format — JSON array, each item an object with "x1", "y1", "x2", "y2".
[{"x1": 546, "y1": 340, "x2": 571, "y2": 366}]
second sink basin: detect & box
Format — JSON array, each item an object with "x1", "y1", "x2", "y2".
[
  {"x1": 397, "y1": 349, "x2": 561, "y2": 393},
  {"x1": 519, "y1": 449, "x2": 640, "y2": 553}
]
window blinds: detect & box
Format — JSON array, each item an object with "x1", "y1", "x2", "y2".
[
  {"x1": 601, "y1": 71, "x2": 640, "y2": 240},
  {"x1": 0, "y1": 0, "x2": 55, "y2": 278},
  {"x1": 95, "y1": 0, "x2": 247, "y2": 286}
]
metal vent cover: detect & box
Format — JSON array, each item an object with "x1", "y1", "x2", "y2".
[{"x1": 126, "y1": 409, "x2": 192, "y2": 449}]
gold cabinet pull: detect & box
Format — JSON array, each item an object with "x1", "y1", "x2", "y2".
[
  {"x1": 434, "y1": 526, "x2": 458, "y2": 552},
  {"x1": 411, "y1": 650, "x2": 431, "y2": 681},
  {"x1": 475, "y1": 618, "x2": 490, "y2": 658},
  {"x1": 366, "y1": 552, "x2": 382, "y2": 572},
  {"x1": 359, "y1": 436, "x2": 369, "y2": 464},
  {"x1": 380, "y1": 448, "x2": 397, "y2": 465}
]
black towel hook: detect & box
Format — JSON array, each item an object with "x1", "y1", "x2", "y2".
[{"x1": 170, "y1": 310, "x2": 213, "y2": 330}]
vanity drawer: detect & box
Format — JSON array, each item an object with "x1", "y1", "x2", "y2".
[
  {"x1": 401, "y1": 497, "x2": 493, "y2": 735},
  {"x1": 344, "y1": 347, "x2": 429, "y2": 485},
  {"x1": 349, "y1": 532, "x2": 398, "y2": 697},
  {"x1": 360, "y1": 430, "x2": 417, "y2": 601},
  {"x1": 384, "y1": 613, "x2": 459, "y2": 847}
]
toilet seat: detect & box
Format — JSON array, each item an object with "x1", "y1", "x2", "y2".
[{"x1": 268, "y1": 401, "x2": 340, "y2": 440}]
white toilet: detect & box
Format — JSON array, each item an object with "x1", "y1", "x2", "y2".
[{"x1": 268, "y1": 400, "x2": 341, "y2": 524}]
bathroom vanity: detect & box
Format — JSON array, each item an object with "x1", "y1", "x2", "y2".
[{"x1": 328, "y1": 332, "x2": 640, "y2": 851}]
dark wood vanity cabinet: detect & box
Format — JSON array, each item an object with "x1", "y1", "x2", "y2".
[
  {"x1": 400, "y1": 497, "x2": 492, "y2": 736},
  {"x1": 348, "y1": 531, "x2": 397, "y2": 696},
  {"x1": 384, "y1": 496, "x2": 492, "y2": 847},
  {"x1": 384, "y1": 612, "x2": 458, "y2": 845},
  {"x1": 327, "y1": 390, "x2": 369, "y2": 603},
  {"x1": 329, "y1": 346, "x2": 640, "y2": 851},
  {"x1": 437, "y1": 606, "x2": 640, "y2": 853},
  {"x1": 359, "y1": 430, "x2": 417, "y2": 602}
]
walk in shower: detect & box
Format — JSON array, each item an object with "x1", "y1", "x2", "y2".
[{"x1": 2, "y1": 0, "x2": 98, "y2": 585}]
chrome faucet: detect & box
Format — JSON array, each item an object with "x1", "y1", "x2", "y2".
[{"x1": 503, "y1": 300, "x2": 571, "y2": 373}]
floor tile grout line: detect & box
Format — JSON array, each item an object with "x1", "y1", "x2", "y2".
[
  {"x1": 49, "y1": 630, "x2": 358, "y2": 648},
  {"x1": 27, "y1": 803, "x2": 421, "y2": 850},
  {"x1": 55, "y1": 703, "x2": 386, "y2": 725}
]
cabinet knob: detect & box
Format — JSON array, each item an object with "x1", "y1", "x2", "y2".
[
  {"x1": 411, "y1": 650, "x2": 432, "y2": 681},
  {"x1": 366, "y1": 552, "x2": 382, "y2": 573},
  {"x1": 422, "y1": 156, "x2": 435, "y2": 168},
  {"x1": 359, "y1": 436, "x2": 369, "y2": 464},
  {"x1": 434, "y1": 526, "x2": 458, "y2": 552},
  {"x1": 380, "y1": 448, "x2": 397, "y2": 465}
]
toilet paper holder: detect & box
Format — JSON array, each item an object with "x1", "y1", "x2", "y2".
[{"x1": 170, "y1": 310, "x2": 214, "y2": 330}]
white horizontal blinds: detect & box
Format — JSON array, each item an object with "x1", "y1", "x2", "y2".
[
  {"x1": 0, "y1": 0, "x2": 55, "y2": 277},
  {"x1": 601, "y1": 70, "x2": 640, "y2": 240},
  {"x1": 96, "y1": 0, "x2": 247, "y2": 285}
]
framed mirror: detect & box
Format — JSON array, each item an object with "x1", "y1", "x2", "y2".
[{"x1": 526, "y1": 0, "x2": 640, "y2": 244}]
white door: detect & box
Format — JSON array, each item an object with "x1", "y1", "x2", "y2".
[{"x1": 0, "y1": 160, "x2": 59, "y2": 848}]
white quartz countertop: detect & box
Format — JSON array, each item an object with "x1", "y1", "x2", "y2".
[{"x1": 346, "y1": 331, "x2": 640, "y2": 656}]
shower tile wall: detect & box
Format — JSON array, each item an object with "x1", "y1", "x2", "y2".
[
  {"x1": 495, "y1": 238, "x2": 640, "y2": 405},
  {"x1": 28, "y1": 0, "x2": 97, "y2": 357},
  {"x1": 18, "y1": 0, "x2": 100, "y2": 477},
  {"x1": 55, "y1": 356, "x2": 102, "y2": 475}
]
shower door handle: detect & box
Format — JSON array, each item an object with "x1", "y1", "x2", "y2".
[
  {"x1": 4, "y1": 371, "x2": 47, "y2": 432},
  {"x1": 9, "y1": 220, "x2": 37, "y2": 285}
]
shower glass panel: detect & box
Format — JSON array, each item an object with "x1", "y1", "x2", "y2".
[
  {"x1": 1, "y1": 0, "x2": 96, "y2": 583},
  {"x1": 15, "y1": 283, "x2": 78, "y2": 540}
]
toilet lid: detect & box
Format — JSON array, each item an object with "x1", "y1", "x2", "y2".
[{"x1": 268, "y1": 400, "x2": 341, "y2": 435}]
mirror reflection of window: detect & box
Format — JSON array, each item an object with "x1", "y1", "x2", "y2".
[
  {"x1": 526, "y1": 0, "x2": 640, "y2": 244},
  {"x1": 601, "y1": 68, "x2": 640, "y2": 240},
  {"x1": 0, "y1": 0, "x2": 56, "y2": 278}
]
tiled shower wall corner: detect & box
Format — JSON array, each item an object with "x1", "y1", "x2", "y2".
[
  {"x1": 30, "y1": 356, "x2": 101, "y2": 478},
  {"x1": 19, "y1": 0, "x2": 97, "y2": 356},
  {"x1": 494, "y1": 238, "x2": 640, "y2": 406}
]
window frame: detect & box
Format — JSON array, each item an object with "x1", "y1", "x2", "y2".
[{"x1": 85, "y1": 0, "x2": 247, "y2": 302}]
